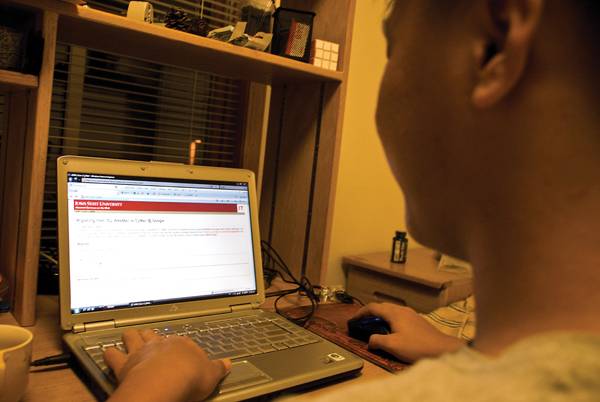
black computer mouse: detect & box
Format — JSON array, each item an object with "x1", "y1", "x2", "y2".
[{"x1": 347, "y1": 315, "x2": 392, "y2": 343}]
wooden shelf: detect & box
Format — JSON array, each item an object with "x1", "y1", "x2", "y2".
[
  {"x1": 0, "y1": 69, "x2": 39, "y2": 91},
  {"x1": 12, "y1": 0, "x2": 343, "y2": 84},
  {"x1": 1, "y1": 0, "x2": 356, "y2": 326}
]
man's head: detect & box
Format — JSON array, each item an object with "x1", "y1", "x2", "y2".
[{"x1": 376, "y1": 0, "x2": 600, "y2": 261}]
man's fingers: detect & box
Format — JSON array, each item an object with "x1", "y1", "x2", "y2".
[
  {"x1": 353, "y1": 305, "x2": 371, "y2": 319},
  {"x1": 222, "y1": 358, "x2": 232, "y2": 373},
  {"x1": 353, "y1": 303, "x2": 395, "y2": 323},
  {"x1": 369, "y1": 334, "x2": 401, "y2": 356},
  {"x1": 208, "y1": 358, "x2": 232, "y2": 382},
  {"x1": 122, "y1": 329, "x2": 145, "y2": 353},
  {"x1": 103, "y1": 347, "x2": 127, "y2": 377},
  {"x1": 140, "y1": 329, "x2": 161, "y2": 343},
  {"x1": 353, "y1": 303, "x2": 385, "y2": 319}
]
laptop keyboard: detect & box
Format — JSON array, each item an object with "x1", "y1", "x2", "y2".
[{"x1": 83, "y1": 316, "x2": 320, "y2": 379}]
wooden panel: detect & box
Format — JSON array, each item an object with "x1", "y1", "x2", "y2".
[
  {"x1": 308, "y1": 0, "x2": 356, "y2": 283},
  {"x1": 241, "y1": 82, "x2": 271, "y2": 198},
  {"x1": 0, "y1": 70, "x2": 39, "y2": 91},
  {"x1": 0, "y1": 95, "x2": 7, "y2": 237},
  {"x1": 13, "y1": 11, "x2": 58, "y2": 326},
  {"x1": 303, "y1": 81, "x2": 346, "y2": 283},
  {"x1": 267, "y1": 0, "x2": 356, "y2": 283},
  {"x1": 10, "y1": 0, "x2": 343, "y2": 84},
  {"x1": 0, "y1": 93, "x2": 29, "y2": 310},
  {"x1": 259, "y1": 85, "x2": 284, "y2": 243},
  {"x1": 260, "y1": 83, "x2": 322, "y2": 278}
]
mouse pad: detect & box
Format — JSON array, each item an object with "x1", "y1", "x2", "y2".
[{"x1": 284, "y1": 304, "x2": 407, "y2": 373}]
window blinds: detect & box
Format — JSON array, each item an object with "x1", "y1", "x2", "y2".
[{"x1": 41, "y1": 0, "x2": 245, "y2": 254}]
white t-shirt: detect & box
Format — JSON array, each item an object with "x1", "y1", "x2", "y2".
[{"x1": 286, "y1": 332, "x2": 600, "y2": 402}]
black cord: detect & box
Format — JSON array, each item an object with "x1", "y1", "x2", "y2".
[
  {"x1": 261, "y1": 241, "x2": 320, "y2": 326},
  {"x1": 31, "y1": 352, "x2": 72, "y2": 367},
  {"x1": 334, "y1": 290, "x2": 364, "y2": 306},
  {"x1": 262, "y1": 242, "x2": 365, "y2": 325},
  {"x1": 261, "y1": 241, "x2": 300, "y2": 284}
]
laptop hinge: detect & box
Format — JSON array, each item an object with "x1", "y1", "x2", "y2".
[
  {"x1": 73, "y1": 320, "x2": 116, "y2": 333},
  {"x1": 112, "y1": 306, "x2": 235, "y2": 328},
  {"x1": 230, "y1": 302, "x2": 258, "y2": 312}
]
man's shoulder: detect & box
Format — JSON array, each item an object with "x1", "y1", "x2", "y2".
[
  {"x1": 395, "y1": 331, "x2": 600, "y2": 401},
  {"x1": 291, "y1": 332, "x2": 600, "y2": 402}
]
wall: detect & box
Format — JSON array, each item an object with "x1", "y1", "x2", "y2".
[{"x1": 325, "y1": 0, "x2": 415, "y2": 286}]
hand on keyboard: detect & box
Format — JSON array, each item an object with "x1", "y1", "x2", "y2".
[{"x1": 104, "y1": 329, "x2": 231, "y2": 402}]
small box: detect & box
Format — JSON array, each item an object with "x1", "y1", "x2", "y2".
[
  {"x1": 0, "y1": 6, "x2": 35, "y2": 72},
  {"x1": 272, "y1": 8, "x2": 316, "y2": 62}
]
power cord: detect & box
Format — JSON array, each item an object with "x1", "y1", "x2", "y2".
[
  {"x1": 333, "y1": 290, "x2": 364, "y2": 306},
  {"x1": 261, "y1": 241, "x2": 320, "y2": 326},
  {"x1": 31, "y1": 352, "x2": 72, "y2": 367}
]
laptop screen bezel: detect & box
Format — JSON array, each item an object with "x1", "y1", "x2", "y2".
[{"x1": 57, "y1": 156, "x2": 265, "y2": 331}]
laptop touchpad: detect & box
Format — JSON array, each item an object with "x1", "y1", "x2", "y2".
[{"x1": 219, "y1": 360, "x2": 272, "y2": 393}]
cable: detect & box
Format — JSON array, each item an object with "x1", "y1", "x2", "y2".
[
  {"x1": 334, "y1": 290, "x2": 365, "y2": 306},
  {"x1": 261, "y1": 241, "x2": 320, "y2": 326},
  {"x1": 262, "y1": 242, "x2": 365, "y2": 324},
  {"x1": 31, "y1": 352, "x2": 72, "y2": 367}
]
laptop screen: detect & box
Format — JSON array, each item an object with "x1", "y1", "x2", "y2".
[{"x1": 66, "y1": 172, "x2": 257, "y2": 314}]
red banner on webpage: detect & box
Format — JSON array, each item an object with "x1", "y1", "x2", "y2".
[{"x1": 73, "y1": 200, "x2": 238, "y2": 213}]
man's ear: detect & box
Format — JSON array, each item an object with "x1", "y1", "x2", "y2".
[{"x1": 472, "y1": 0, "x2": 544, "y2": 109}]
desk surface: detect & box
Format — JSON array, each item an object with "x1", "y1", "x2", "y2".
[{"x1": 0, "y1": 292, "x2": 391, "y2": 401}]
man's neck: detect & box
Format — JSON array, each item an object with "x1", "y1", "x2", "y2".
[{"x1": 467, "y1": 222, "x2": 600, "y2": 356}]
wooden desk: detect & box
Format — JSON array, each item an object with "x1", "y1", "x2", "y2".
[
  {"x1": 0, "y1": 294, "x2": 391, "y2": 401},
  {"x1": 0, "y1": 296, "x2": 95, "y2": 401}
]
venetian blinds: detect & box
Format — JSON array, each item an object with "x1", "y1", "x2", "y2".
[{"x1": 41, "y1": 0, "x2": 245, "y2": 254}]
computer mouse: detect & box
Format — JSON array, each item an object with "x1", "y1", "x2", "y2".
[{"x1": 347, "y1": 315, "x2": 392, "y2": 343}]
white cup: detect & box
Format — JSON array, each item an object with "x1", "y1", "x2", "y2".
[{"x1": 0, "y1": 325, "x2": 33, "y2": 402}]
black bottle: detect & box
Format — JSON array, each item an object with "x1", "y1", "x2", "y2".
[{"x1": 391, "y1": 231, "x2": 408, "y2": 263}]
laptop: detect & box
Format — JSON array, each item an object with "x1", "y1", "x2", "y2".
[{"x1": 57, "y1": 156, "x2": 363, "y2": 401}]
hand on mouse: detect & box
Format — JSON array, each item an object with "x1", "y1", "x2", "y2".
[
  {"x1": 353, "y1": 303, "x2": 466, "y2": 363},
  {"x1": 104, "y1": 329, "x2": 231, "y2": 402}
]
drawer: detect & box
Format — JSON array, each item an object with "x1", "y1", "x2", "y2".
[{"x1": 347, "y1": 266, "x2": 472, "y2": 313}]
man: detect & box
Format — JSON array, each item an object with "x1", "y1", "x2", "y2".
[{"x1": 104, "y1": 0, "x2": 600, "y2": 400}]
